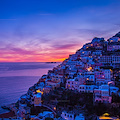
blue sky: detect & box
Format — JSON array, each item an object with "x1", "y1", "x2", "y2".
[{"x1": 0, "y1": 0, "x2": 120, "y2": 62}]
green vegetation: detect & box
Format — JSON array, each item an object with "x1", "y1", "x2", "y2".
[{"x1": 42, "y1": 87, "x2": 120, "y2": 118}]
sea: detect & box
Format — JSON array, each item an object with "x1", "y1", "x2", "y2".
[{"x1": 0, "y1": 62, "x2": 60, "y2": 114}]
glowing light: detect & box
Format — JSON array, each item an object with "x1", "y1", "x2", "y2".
[
  {"x1": 36, "y1": 89, "x2": 43, "y2": 94},
  {"x1": 91, "y1": 44, "x2": 93, "y2": 46},
  {"x1": 99, "y1": 113, "x2": 113, "y2": 120},
  {"x1": 103, "y1": 113, "x2": 109, "y2": 116},
  {"x1": 110, "y1": 69, "x2": 112, "y2": 72},
  {"x1": 87, "y1": 67, "x2": 92, "y2": 71},
  {"x1": 110, "y1": 40, "x2": 113, "y2": 42}
]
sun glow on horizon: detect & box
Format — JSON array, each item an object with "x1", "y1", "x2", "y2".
[
  {"x1": 0, "y1": 44, "x2": 80, "y2": 62},
  {"x1": 0, "y1": 54, "x2": 71, "y2": 62}
]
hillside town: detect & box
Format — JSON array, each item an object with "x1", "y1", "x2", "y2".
[{"x1": 1, "y1": 32, "x2": 120, "y2": 120}]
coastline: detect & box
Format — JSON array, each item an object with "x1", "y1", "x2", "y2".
[
  {"x1": 1, "y1": 34, "x2": 120, "y2": 119},
  {"x1": 0, "y1": 62, "x2": 60, "y2": 115}
]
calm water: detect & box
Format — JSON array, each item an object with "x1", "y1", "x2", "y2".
[{"x1": 0, "y1": 62, "x2": 60, "y2": 114}]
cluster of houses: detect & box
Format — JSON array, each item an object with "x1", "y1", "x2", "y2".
[
  {"x1": 61, "y1": 111, "x2": 85, "y2": 120},
  {"x1": 64, "y1": 36, "x2": 120, "y2": 103},
  {"x1": 13, "y1": 32, "x2": 120, "y2": 119}
]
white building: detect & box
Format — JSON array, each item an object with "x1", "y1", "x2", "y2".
[
  {"x1": 61, "y1": 111, "x2": 85, "y2": 120},
  {"x1": 84, "y1": 71, "x2": 95, "y2": 82},
  {"x1": 94, "y1": 85, "x2": 112, "y2": 103},
  {"x1": 92, "y1": 50, "x2": 102, "y2": 56},
  {"x1": 78, "y1": 85, "x2": 97, "y2": 93},
  {"x1": 100, "y1": 55, "x2": 120, "y2": 64},
  {"x1": 66, "y1": 78, "x2": 80, "y2": 91},
  {"x1": 95, "y1": 69, "x2": 112, "y2": 85}
]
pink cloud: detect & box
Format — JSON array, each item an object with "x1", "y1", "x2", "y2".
[{"x1": 0, "y1": 41, "x2": 83, "y2": 62}]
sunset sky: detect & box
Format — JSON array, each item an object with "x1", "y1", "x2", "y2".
[{"x1": 0, "y1": 0, "x2": 120, "y2": 62}]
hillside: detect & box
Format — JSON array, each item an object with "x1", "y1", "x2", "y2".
[{"x1": 10, "y1": 32, "x2": 120, "y2": 119}]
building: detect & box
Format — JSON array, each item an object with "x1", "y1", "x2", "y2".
[
  {"x1": 66, "y1": 78, "x2": 80, "y2": 91},
  {"x1": 78, "y1": 85, "x2": 97, "y2": 93},
  {"x1": 38, "y1": 111, "x2": 54, "y2": 119},
  {"x1": 100, "y1": 55, "x2": 120, "y2": 64},
  {"x1": 46, "y1": 80, "x2": 60, "y2": 89},
  {"x1": 17, "y1": 106, "x2": 30, "y2": 119},
  {"x1": 33, "y1": 92, "x2": 42, "y2": 106},
  {"x1": 95, "y1": 69, "x2": 112, "y2": 85},
  {"x1": 61, "y1": 111, "x2": 74, "y2": 120},
  {"x1": 61, "y1": 111, "x2": 85, "y2": 120},
  {"x1": 94, "y1": 85, "x2": 112, "y2": 103},
  {"x1": 84, "y1": 71, "x2": 95, "y2": 83},
  {"x1": 107, "y1": 44, "x2": 120, "y2": 51},
  {"x1": 43, "y1": 86, "x2": 52, "y2": 94}
]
